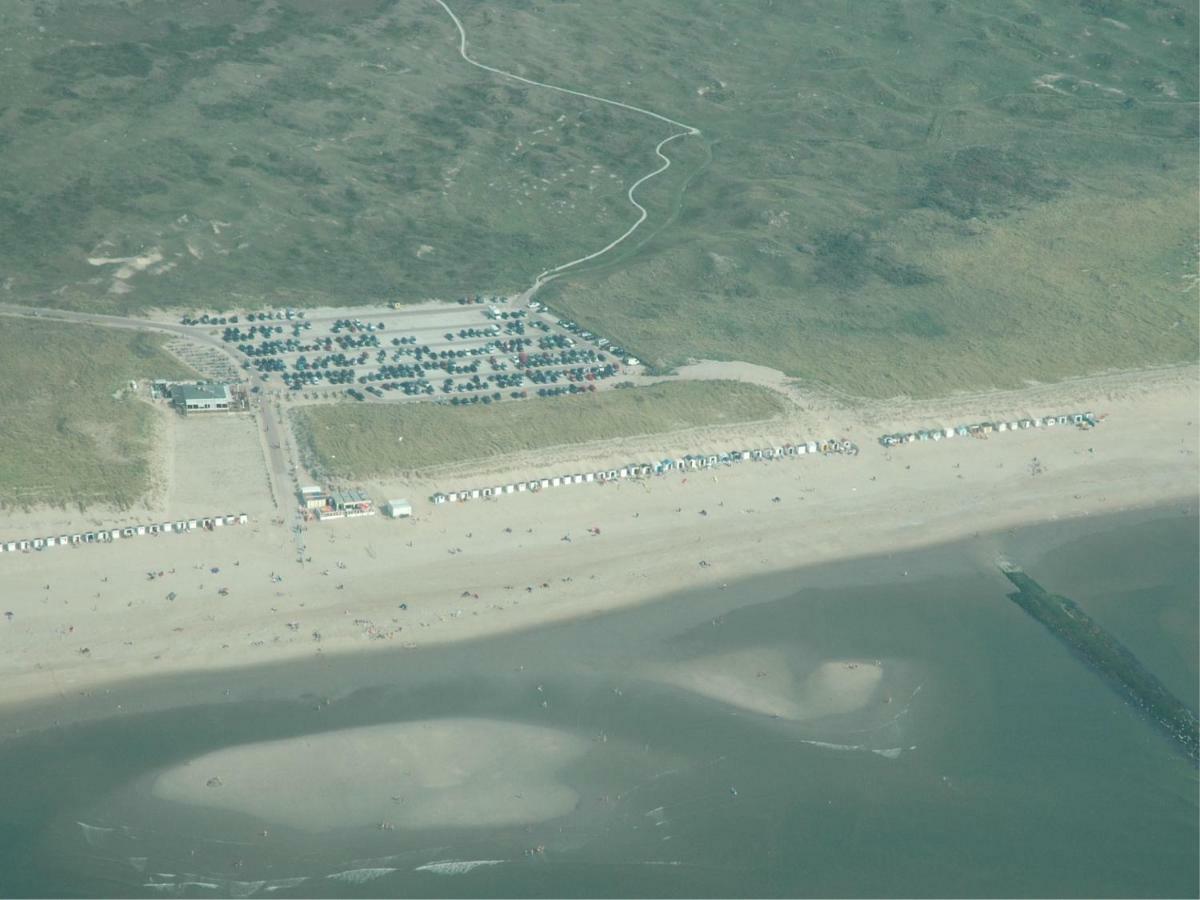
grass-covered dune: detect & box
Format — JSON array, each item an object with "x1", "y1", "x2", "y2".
[
  {"x1": 0, "y1": 0, "x2": 1194, "y2": 397},
  {"x1": 294, "y1": 380, "x2": 788, "y2": 478},
  {"x1": 0, "y1": 320, "x2": 192, "y2": 510}
]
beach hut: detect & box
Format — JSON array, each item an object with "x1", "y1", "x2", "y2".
[
  {"x1": 584, "y1": 472, "x2": 596, "y2": 483},
  {"x1": 447, "y1": 492, "x2": 459, "y2": 503},
  {"x1": 71, "y1": 534, "x2": 82, "y2": 544},
  {"x1": 384, "y1": 499, "x2": 413, "y2": 518},
  {"x1": 750, "y1": 450, "x2": 763, "y2": 461},
  {"x1": 43, "y1": 537, "x2": 56, "y2": 548},
  {"x1": 59, "y1": 535, "x2": 70, "y2": 546},
  {"x1": 110, "y1": 529, "x2": 121, "y2": 540},
  {"x1": 550, "y1": 478, "x2": 561, "y2": 488},
  {"x1": 944, "y1": 427, "x2": 955, "y2": 439},
  {"x1": 470, "y1": 489, "x2": 482, "y2": 499},
  {"x1": 997, "y1": 422, "x2": 1008, "y2": 432},
  {"x1": 31, "y1": 538, "x2": 44, "y2": 550},
  {"x1": 618, "y1": 468, "x2": 629, "y2": 479},
  {"x1": 528, "y1": 480, "x2": 541, "y2": 491},
  {"x1": 18, "y1": 540, "x2": 30, "y2": 551},
  {"x1": 2, "y1": 542, "x2": 14, "y2": 553},
  {"x1": 84, "y1": 532, "x2": 97, "y2": 543},
  {"x1": 517, "y1": 482, "x2": 527, "y2": 492},
  {"x1": 122, "y1": 527, "x2": 136, "y2": 537},
  {"x1": 1057, "y1": 415, "x2": 1069, "y2": 425},
  {"x1": 539, "y1": 479, "x2": 551, "y2": 489},
  {"x1": 806, "y1": 441, "x2": 819, "y2": 453},
  {"x1": 504, "y1": 484, "x2": 516, "y2": 494},
  {"x1": 1019, "y1": 419, "x2": 1033, "y2": 429},
  {"x1": 482, "y1": 488, "x2": 494, "y2": 498},
  {"x1": 1009, "y1": 421, "x2": 1020, "y2": 431}
]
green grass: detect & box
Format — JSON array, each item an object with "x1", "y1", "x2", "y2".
[
  {"x1": 294, "y1": 380, "x2": 789, "y2": 478},
  {"x1": 0, "y1": 320, "x2": 194, "y2": 510},
  {"x1": 0, "y1": 0, "x2": 1195, "y2": 398}
]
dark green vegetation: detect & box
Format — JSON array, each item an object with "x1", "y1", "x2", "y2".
[
  {"x1": 1003, "y1": 567, "x2": 1199, "y2": 763},
  {"x1": 295, "y1": 380, "x2": 788, "y2": 477},
  {"x1": 0, "y1": 319, "x2": 193, "y2": 510},
  {"x1": 0, "y1": 0, "x2": 1196, "y2": 396}
]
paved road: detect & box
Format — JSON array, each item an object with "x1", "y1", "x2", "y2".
[{"x1": 0, "y1": 304, "x2": 298, "y2": 510}]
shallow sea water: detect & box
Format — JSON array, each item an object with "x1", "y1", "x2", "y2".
[{"x1": 0, "y1": 506, "x2": 1195, "y2": 898}]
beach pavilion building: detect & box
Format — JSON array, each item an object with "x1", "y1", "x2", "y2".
[{"x1": 172, "y1": 382, "x2": 233, "y2": 414}]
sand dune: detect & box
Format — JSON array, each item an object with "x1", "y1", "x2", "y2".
[{"x1": 152, "y1": 718, "x2": 588, "y2": 832}]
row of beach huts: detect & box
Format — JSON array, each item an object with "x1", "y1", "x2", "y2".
[
  {"x1": 878, "y1": 412, "x2": 1099, "y2": 448},
  {"x1": 1, "y1": 513, "x2": 249, "y2": 556},
  {"x1": 431, "y1": 439, "x2": 859, "y2": 505}
]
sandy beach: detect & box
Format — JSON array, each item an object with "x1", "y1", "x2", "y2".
[{"x1": 0, "y1": 365, "x2": 1195, "y2": 714}]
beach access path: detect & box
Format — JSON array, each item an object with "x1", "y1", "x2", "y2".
[
  {"x1": 0, "y1": 304, "x2": 303, "y2": 511},
  {"x1": 430, "y1": 0, "x2": 701, "y2": 296},
  {"x1": 0, "y1": 366, "x2": 1194, "y2": 718}
]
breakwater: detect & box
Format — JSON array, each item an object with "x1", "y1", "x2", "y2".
[{"x1": 1000, "y1": 565, "x2": 1198, "y2": 763}]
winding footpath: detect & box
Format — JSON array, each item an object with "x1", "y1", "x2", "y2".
[{"x1": 432, "y1": 0, "x2": 700, "y2": 295}]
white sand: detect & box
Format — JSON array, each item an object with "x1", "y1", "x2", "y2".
[
  {"x1": 152, "y1": 718, "x2": 588, "y2": 831},
  {"x1": 654, "y1": 648, "x2": 882, "y2": 721},
  {"x1": 0, "y1": 366, "x2": 1195, "y2": 712}
]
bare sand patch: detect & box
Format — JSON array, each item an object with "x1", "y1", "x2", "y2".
[
  {"x1": 152, "y1": 718, "x2": 588, "y2": 832},
  {"x1": 653, "y1": 647, "x2": 882, "y2": 721}
]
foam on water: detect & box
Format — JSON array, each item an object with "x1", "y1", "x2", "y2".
[
  {"x1": 76, "y1": 821, "x2": 114, "y2": 847},
  {"x1": 326, "y1": 867, "x2": 398, "y2": 885},
  {"x1": 263, "y1": 878, "x2": 310, "y2": 893},
  {"x1": 415, "y1": 859, "x2": 506, "y2": 876},
  {"x1": 141, "y1": 882, "x2": 220, "y2": 895},
  {"x1": 227, "y1": 878, "x2": 266, "y2": 898},
  {"x1": 797, "y1": 739, "x2": 861, "y2": 753},
  {"x1": 798, "y1": 739, "x2": 913, "y2": 759}
]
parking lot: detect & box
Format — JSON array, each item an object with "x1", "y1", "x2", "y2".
[{"x1": 178, "y1": 296, "x2": 642, "y2": 406}]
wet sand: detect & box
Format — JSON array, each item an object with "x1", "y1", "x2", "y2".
[
  {"x1": 653, "y1": 649, "x2": 883, "y2": 721},
  {"x1": 0, "y1": 366, "x2": 1195, "y2": 712},
  {"x1": 152, "y1": 718, "x2": 588, "y2": 832}
]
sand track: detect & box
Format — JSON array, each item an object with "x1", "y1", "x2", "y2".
[{"x1": 431, "y1": 0, "x2": 701, "y2": 295}]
